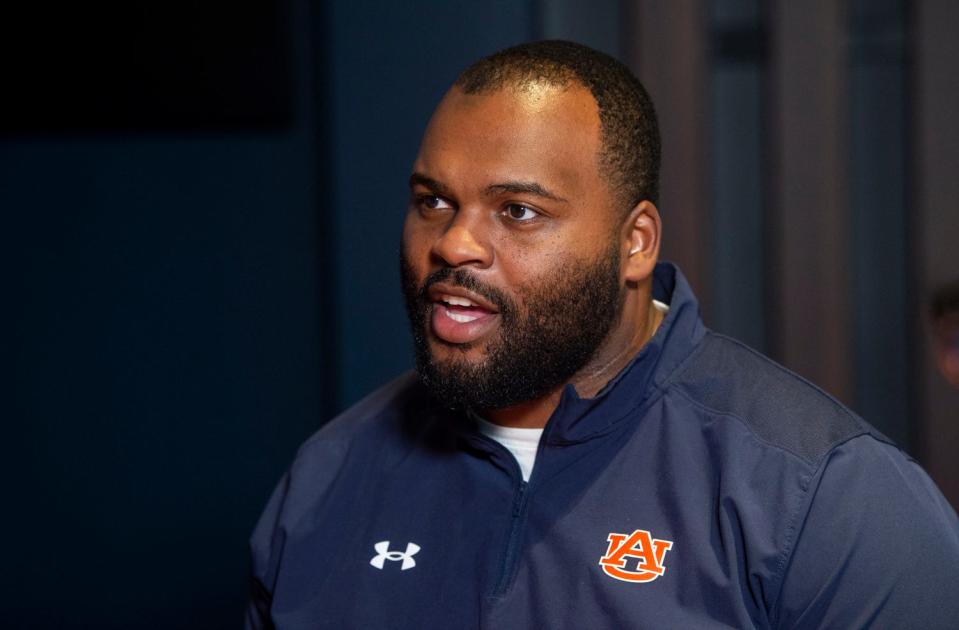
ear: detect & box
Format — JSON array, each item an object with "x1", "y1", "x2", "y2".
[{"x1": 622, "y1": 200, "x2": 661, "y2": 283}]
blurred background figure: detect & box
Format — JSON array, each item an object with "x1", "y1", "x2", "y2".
[
  {"x1": 2, "y1": 0, "x2": 957, "y2": 628},
  {"x1": 933, "y1": 280, "x2": 959, "y2": 388}
]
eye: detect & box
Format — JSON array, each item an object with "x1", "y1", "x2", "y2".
[
  {"x1": 503, "y1": 203, "x2": 540, "y2": 222},
  {"x1": 416, "y1": 194, "x2": 453, "y2": 213}
]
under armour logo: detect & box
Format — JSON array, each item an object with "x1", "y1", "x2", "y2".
[
  {"x1": 370, "y1": 541, "x2": 420, "y2": 571},
  {"x1": 598, "y1": 529, "x2": 673, "y2": 583}
]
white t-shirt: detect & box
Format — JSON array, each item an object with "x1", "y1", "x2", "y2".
[
  {"x1": 476, "y1": 418, "x2": 543, "y2": 482},
  {"x1": 476, "y1": 299, "x2": 670, "y2": 482}
]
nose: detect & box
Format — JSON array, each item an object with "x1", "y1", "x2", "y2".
[{"x1": 430, "y1": 212, "x2": 493, "y2": 269}]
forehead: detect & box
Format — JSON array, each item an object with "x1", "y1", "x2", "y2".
[{"x1": 414, "y1": 83, "x2": 604, "y2": 199}]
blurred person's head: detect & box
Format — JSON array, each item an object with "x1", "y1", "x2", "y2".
[{"x1": 931, "y1": 279, "x2": 959, "y2": 388}]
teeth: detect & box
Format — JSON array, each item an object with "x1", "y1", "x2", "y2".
[
  {"x1": 442, "y1": 295, "x2": 475, "y2": 307},
  {"x1": 445, "y1": 309, "x2": 479, "y2": 323}
]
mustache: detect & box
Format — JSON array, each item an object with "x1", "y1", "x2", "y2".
[{"x1": 418, "y1": 268, "x2": 513, "y2": 316}]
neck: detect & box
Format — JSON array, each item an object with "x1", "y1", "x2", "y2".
[{"x1": 484, "y1": 285, "x2": 664, "y2": 429}]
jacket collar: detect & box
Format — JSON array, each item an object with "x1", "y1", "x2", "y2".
[
  {"x1": 453, "y1": 263, "x2": 706, "y2": 452},
  {"x1": 542, "y1": 262, "x2": 705, "y2": 445}
]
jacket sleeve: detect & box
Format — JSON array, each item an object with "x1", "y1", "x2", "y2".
[
  {"x1": 244, "y1": 471, "x2": 292, "y2": 630},
  {"x1": 772, "y1": 435, "x2": 959, "y2": 629}
]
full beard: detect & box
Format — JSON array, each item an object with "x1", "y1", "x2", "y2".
[{"x1": 400, "y1": 243, "x2": 623, "y2": 411}]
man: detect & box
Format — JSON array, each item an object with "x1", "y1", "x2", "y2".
[{"x1": 247, "y1": 41, "x2": 959, "y2": 629}]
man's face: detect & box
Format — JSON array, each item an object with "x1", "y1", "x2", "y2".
[{"x1": 401, "y1": 83, "x2": 626, "y2": 410}]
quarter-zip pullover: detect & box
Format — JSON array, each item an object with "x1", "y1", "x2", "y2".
[{"x1": 247, "y1": 263, "x2": 959, "y2": 629}]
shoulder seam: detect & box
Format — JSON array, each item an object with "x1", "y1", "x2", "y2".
[
  {"x1": 665, "y1": 331, "x2": 894, "y2": 462},
  {"x1": 701, "y1": 332, "x2": 864, "y2": 426},
  {"x1": 667, "y1": 387, "x2": 828, "y2": 467}
]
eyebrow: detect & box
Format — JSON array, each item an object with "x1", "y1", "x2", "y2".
[
  {"x1": 485, "y1": 181, "x2": 569, "y2": 203},
  {"x1": 409, "y1": 172, "x2": 569, "y2": 204},
  {"x1": 409, "y1": 173, "x2": 453, "y2": 198}
]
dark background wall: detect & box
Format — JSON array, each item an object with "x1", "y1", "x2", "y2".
[{"x1": 2, "y1": 0, "x2": 956, "y2": 627}]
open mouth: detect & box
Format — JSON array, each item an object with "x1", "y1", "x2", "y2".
[
  {"x1": 437, "y1": 294, "x2": 492, "y2": 322},
  {"x1": 428, "y1": 286, "x2": 501, "y2": 345}
]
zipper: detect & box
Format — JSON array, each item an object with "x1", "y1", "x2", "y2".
[
  {"x1": 474, "y1": 409, "x2": 557, "y2": 598},
  {"x1": 492, "y1": 479, "x2": 529, "y2": 596}
]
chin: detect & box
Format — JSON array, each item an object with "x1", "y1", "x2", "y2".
[{"x1": 428, "y1": 335, "x2": 487, "y2": 358}]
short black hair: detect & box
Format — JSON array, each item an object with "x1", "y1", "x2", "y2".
[{"x1": 456, "y1": 40, "x2": 661, "y2": 211}]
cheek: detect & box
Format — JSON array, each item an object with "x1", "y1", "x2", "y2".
[
  {"x1": 402, "y1": 218, "x2": 432, "y2": 267},
  {"x1": 494, "y1": 229, "x2": 588, "y2": 281},
  {"x1": 494, "y1": 251, "x2": 571, "y2": 306}
]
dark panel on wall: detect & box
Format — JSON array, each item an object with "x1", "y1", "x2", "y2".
[
  {"x1": 0, "y1": 1, "x2": 294, "y2": 133},
  {"x1": 535, "y1": 0, "x2": 621, "y2": 58},
  {"x1": 4, "y1": 139, "x2": 322, "y2": 629},
  {"x1": 2, "y1": 0, "x2": 323, "y2": 626},
  {"x1": 849, "y1": 0, "x2": 912, "y2": 447},
  {"x1": 709, "y1": 0, "x2": 768, "y2": 352}
]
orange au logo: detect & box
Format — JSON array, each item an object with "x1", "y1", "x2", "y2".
[{"x1": 598, "y1": 529, "x2": 673, "y2": 583}]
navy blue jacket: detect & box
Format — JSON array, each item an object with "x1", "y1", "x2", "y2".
[{"x1": 247, "y1": 264, "x2": 959, "y2": 629}]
